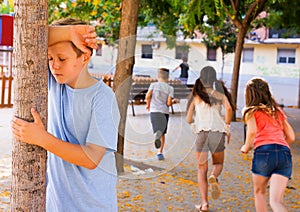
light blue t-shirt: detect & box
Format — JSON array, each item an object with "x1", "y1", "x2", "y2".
[
  {"x1": 149, "y1": 81, "x2": 174, "y2": 114},
  {"x1": 46, "y1": 74, "x2": 120, "y2": 212}
]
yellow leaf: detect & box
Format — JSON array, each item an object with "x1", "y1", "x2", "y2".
[
  {"x1": 132, "y1": 195, "x2": 143, "y2": 201},
  {"x1": 0, "y1": 190, "x2": 10, "y2": 197},
  {"x1": 118, "y1": 191, "x2": 131, "y2": 199}
]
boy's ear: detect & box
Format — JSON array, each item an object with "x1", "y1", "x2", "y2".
[{"x1": 83, "y1": 53, "x2": 91, "y2": 64}]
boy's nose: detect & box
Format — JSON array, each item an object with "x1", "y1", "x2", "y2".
[{"x1": 51, "y1": 60, "x2": 59, "y2": 70}]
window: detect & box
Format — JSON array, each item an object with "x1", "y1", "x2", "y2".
[
  {"x1": 277, "y1": 48, "x2": 296, "y2": 64},
  {"x1": 207, "y1": 47, "x2": 216, "y2": 61},
  {"x1": 141, "y1": 44, "x2": 153, "y2": 59},
  {"x1": 242, "y1": 48, "x2": 254, "y2": 63},
  {"x1": 175, "y1": 46, "x2": 189, "y2": 60}
]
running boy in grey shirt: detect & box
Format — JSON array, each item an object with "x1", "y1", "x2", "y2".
[{"x1": 146, "y1": 68, "x2": 174, "y2": 160}]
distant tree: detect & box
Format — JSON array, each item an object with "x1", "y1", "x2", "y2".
[
  {"x1": 177, "y1": 0, "x2": 269, "y2": 120},
  {"x1": 202, "y1": 19, "x2": 237, "y2": 79},
  {"x1": 266, "y1": 0, "x2": 300, "y2": 36},
  {"x1": 11, "y1": 0, "x2": 48, "y2": 210}
]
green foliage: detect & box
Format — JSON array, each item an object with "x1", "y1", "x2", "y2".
[
  {"x1": 139, "y1": 0, "x2": 189, "y2": 48},
  {"x1": 266, "y1": 0, "x2": 300, "y2": 35},
  {"x1": 0, "y1": 2, "x2": 13, "y2": 14},
  {"x1": 47, "y1": 0, "x2": 299, "y2": 48},
  {"x1": 202, "y1": 20, "x2": 236, "y2": 55},
  {"x1": 49, "y1": 0, "x2": 122, "y2": 44}
]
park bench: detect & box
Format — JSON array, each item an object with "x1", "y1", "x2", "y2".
[{"x1": 129, "y1": 82, "x2": 192, "y2": 116}]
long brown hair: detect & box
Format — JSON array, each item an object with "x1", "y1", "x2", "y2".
[
  {"x1": 243, "y1": 77, "x2": 281, "y2": 121},
  {"x1": 187, "y1": 66, "x2": 234, "y2": 110}
]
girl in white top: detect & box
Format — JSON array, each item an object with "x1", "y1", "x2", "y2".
[{"x1": 186, "y1": 66, "x2": 233, "y2": 212}]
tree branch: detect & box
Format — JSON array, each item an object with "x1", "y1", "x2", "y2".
[
  {"x1": 223, "y1": 0, "x2": 242, "y2": 29},
  {"x1": 243, "y1": 0, "x2": 268, "y2": 27},
  {"x1": 230, "y1": 0, "x2": 237, "y2": 12}
]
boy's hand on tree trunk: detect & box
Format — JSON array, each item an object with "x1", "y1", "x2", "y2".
[{"x1": 11, "y1": 108, "x2": 48, "y2": 147}]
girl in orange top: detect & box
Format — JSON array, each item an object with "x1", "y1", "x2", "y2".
[{"x1": 241, "y1": 78, "x2": 295, "y2": 212}]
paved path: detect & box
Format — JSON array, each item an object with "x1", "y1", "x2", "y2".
[{"x1": 0, "y1": 103, "x2": 300, "y2": 211}]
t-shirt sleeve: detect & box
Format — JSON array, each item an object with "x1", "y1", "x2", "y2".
[
  {"x1": 149, "y1": 83, "x2": 154, "y2": 91},
  {"x1": 86, "y1": 86, "x2": 120, "y2": 152},
  {"x1": 169, "y1": 86, "x2": 174, "y2": 98}
]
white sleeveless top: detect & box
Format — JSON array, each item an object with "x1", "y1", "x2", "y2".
[{"x1": 192, "y1": 101, "x2": 226, "y2": 133}]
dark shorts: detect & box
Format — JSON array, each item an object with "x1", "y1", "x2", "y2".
[
  {"x1": 195, "y1": 131, "x2": 225, "y2": 153},
  {"x1": 252, "y1": 144, "x2": 292, "y2": 179},
  {"x1": 150, "y1": 112, "x2": 169, "y2": 134}
]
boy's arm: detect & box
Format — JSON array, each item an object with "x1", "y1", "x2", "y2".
[
  {"x1": 241, "y1": 114, "x2": 256, "y2": 153},
  {"x1": 145, "y1": 89, "x2": 152, "y2": 111},
  {"x1": 12, "y1": 108, "x2": 105, "y2": 170},
  {"x1": 48, "y1": 25, "x2": 97, "y2": 53},
  {"x1": 167, "y1": 86, "x2": 174, "y2": 107},
  {"x1": 42, "y1": 134, "x2": 105, "y2": 170},
  {"x1": 167, "y1": 96, "x2": 173, "y2": 107}
]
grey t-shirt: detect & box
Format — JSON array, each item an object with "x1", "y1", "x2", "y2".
[
  {"x1": 148, "y1": 81, "x2": 174, "y2": 114},
  {"x1": 47, "y1": 74, "x2": 120, "y2": 211}
]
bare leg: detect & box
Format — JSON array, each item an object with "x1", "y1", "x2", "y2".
[
  {"x1": 269, "y1": 174, "x2": 289, "y2": 212},
  {"x1": 159, "y1": 134, "x2": 165, "y2": 154},
  {"x1": 252, "y1": 173, "x2": 269, "y2": 212},
  {"x1": 196, "y1": 151, "x2": 209, "y2": 210},
  {"x1": 210, "y1": 151, "x2": 224, "y2": 178}
]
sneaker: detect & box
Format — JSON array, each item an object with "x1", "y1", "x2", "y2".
[
  {"x1": 157, "y1": 153, "x2": 164, "y2": 160},
  {"x1": 208, "y1": 175, "x2": 220, "y2": 199}
]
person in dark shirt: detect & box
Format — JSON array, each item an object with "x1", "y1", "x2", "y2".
[{"x1": 173, "y1": 56, "x2": 189, "y2": 84}]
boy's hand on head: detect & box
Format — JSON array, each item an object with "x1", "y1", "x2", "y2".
[
  {"x1": 84, "y1": 26, "x2": 98, "y2": 50},
  {"x1": 11, "y1": 108, "x2": 47, "y2": 146},
  {"x1": 71, "y1": 25, "x2": 98, "y2": 54}
]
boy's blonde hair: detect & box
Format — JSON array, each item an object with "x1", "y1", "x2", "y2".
[
  {"x1": 51, "y1": 18, "x2": 89, "y2": 26},
  {"x1": 158, "y1": 68, "x2": 169, "y2": 81}
]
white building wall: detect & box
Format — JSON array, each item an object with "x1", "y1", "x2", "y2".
[{"x1": 91, "y1": 40, "x2": 300, "y2": 79}]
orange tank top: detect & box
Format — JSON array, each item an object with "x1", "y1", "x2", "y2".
[{"x1": 253, "y1": 110, "x2": 289, "y2": 149}]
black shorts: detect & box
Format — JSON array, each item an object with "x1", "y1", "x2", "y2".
[{"x1": 150, "y1": 112, "x2": 169, "y2": 134}]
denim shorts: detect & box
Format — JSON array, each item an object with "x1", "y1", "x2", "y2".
[{"x1": 252, "y1": 144, "x2": 292, "y2": 179}]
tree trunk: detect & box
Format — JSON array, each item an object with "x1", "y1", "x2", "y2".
[
  {"x1": 230, "y1": 27, "x2": 247, "y2": 121},
  {"x1": 113, "y1": 0, "x2": 140, "y2": 173},
  {"x1": 298, "y1": 69, "x2": 300, "y2": 108},
  {"x1": 11, "y1": 1, "x2": 48, "y2": 211},
  {"x1": 221, "y1": 52, "x2": 225, "y2": 80}
]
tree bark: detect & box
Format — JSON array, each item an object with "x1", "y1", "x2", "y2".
[
  {"x1": 230, "y1": 27, "x2": 246, "y2": 121},
  {"x1": 229, "y1": 0, "x2": 268, "y2": 121},
  {"x1": 298, "y1": 70, "x2": 300, "y2": 108},
  {"x1": 113, "y1": 0, "x2": 140, "y2": 173},
  {"x1": 11, "y1": 0, "x2": 48, "y2": 211}
]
